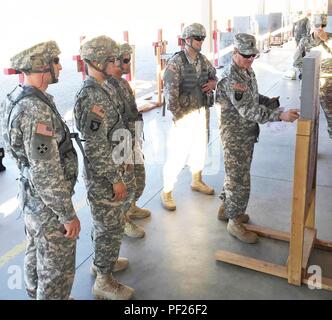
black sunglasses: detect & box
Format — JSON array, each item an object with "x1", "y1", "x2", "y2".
[
  {"x1": 239, "y1": 52, "x2": 258, "y2": 59},
  {"x1": 192, "y1": 36, "x2": 206, "y2": 42},
  {"x1": 53, "y1": 57, "x2": 60, "y2": 64},
  {"x1": 122, "y1": 58, "x2": 131, "y2": 64}
]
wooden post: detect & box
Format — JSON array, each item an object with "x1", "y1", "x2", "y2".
[
  {"x1": 213, "y1": 20, "x2": 219, "y2": 67},
  {"x1": 152, "y1": 29, "x2": 168, "y2": 108}
]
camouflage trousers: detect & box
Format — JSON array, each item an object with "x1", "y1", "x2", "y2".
[
  {"x1": 127, "y1": 164, "x2": 146, "y2": 201},
  {"x1": 128, "y1": 122, "x2": 146, "y2": 201},
  {"x1": 320, "y1": 78, "x2": 332, "y2": 139},
  {"x1": 86, "y1": 175, "x2": 134, "y2": 275},
  {"x1": 24, "y1": 209, "x2": 76, "y2": 300},
  {"x1": 220, "y1": 135, "x2": 255, "y2": 219}
]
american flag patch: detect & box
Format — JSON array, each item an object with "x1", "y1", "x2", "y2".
[
  {"x1": 232, "y1": 83, "x2": 247, "y2": 92},
  {"x1": 91, "y1": 105, "x2": 105, "y2": 118},
  {"x1": 36, "y1": 123, "x2": 53, "y2": 137}
]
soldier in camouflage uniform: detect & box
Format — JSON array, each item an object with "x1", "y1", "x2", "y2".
[
  {"x1": 293, "y1": 12, "x2": 311, "y2": 46},
  {"x1": 320, "y1": 55, "x2": 332, "y2": 139},
  {"x1": 161, "y1": 23, "x2": 217, "y2": 211},
  {"x1": 293, "y1": 15, "x2": 331, "y2": 79},
  {"x1": 74, "y1": 36, "x2": 134, "y2": 300},
  {"x1": 215, "y1": 33, "x2": 299, "y2": 243},
  {"x1": 1, "y1": 41, "x2": 80, "y2": 299},
  {"x1": 105, "y1": 43, "x2": 151, "y2": 239}
]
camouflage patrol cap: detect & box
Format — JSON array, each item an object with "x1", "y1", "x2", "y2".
[
  {"x1": 80, "y1": 35, "x2": 120, "y2": 63},
  {"x1": 119, "y1": 43, "x2": 133, "y2": 57},
  {"x1": 182, "y1": 23, "x2": 206, "y2": 39},
  {"x1": 10, "y1": 41, "x2": 60, "y2": 72},
  {"x1": 234, "y1": 33, "x2": 259, "y2": 55}
]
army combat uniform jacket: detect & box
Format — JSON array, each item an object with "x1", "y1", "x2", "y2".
[
  {"x1": 2, "y1": 85, "x2": 78, "y2": 223},
  {"x1": 74, "y1": 76, "x2": 127, "y2": 184},
  {"x1": 216, "y1": 60, "x2": 281, "y2": 142}
]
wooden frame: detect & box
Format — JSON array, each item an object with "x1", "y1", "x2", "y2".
[{"x1": 215, "y1": 51, "x2": 332, "y2": 292}]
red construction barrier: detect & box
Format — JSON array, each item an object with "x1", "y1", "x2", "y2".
[
  {"x1": 72, "y1": 36, "x2": 86, "y2": 80},
  {"x1": 3, "y1": 68, "x2": 25, "y2": 84},
  {"x1": 213, "y1": 20, "x2": 220, "y2": 67},
  {"x1": 177, "y1": 22, "x2": 185, "y2": 50},
  {"x1": 227, "y1": 19, "x2": 232, "y2": 33}
]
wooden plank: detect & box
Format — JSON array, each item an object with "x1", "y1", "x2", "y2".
[
  {"x1": 289, "y1": 125, "x2": 311, "y2": 286},
  {"x1": 302, "y1": 276, "x2": 332, "y2": 291},
  {"x1": 301, "y1": 228, "x2": 317, "y2": 270},
  {"x1": 314, "y1": 238, "x2": 332, "y2": 252},
  {"x1": 244, "y1": 224, "x2": 290, "y2": 242},
  {"x1": 215, "y1": 250, "x2": 288, "y2": 279},
  {"x1": 305, "y1": 189, "x2": 316, "y2": 228},
  {"x1": 296, "y1": 119, "x2": 312, "y2": 136}
]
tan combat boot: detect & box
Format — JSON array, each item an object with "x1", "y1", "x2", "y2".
[
  {"x1": 93, "y1": 273, "x2": 134, "y2": 300},
  {"x1": 124, "y1": 215, "x2": 145, "y2": 238},
  {"x1": 127, "y1": 201, "x2": 151, "y2": 219},
  {"x1": 218, "y1": 203, "x2": 249, "y2": 223},
  {"x1": 191, "y1": 171, "x2": 215, "y2": 195},
  {"x1": 160, "y1": 191, "x2": 176, "y2": 211},
  {"x1": 90, "y1": 257, "x2": 129, "y2": 277},
  {"x1": 227, "y1": 217, "x2": 258, "y2": 244}
]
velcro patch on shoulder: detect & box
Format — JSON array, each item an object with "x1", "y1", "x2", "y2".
[
  {"x1": 36, "y1": 123, "x2": 53, "y2": 137},
  {"x1": 166, "y1": 64, "x2": 177, "y2": 73},
  {"x1": 232, "y1": 83, "x2": 248, "y2": 92},
  {"x1": 91, "y1": 105, "x2": 106, "y2": 118}
]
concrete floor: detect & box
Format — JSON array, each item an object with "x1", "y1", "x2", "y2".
[{"x1": 0, "y1": 39, "x2": 332, "y2": 300}]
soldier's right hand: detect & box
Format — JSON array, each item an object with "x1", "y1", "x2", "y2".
[
  {"x1": 279, "y1": 109, "x2": 300, "y2": 122},
  {"x1": 64, "y1": 216, "x2": 81, "y2": 239},
  {"x1": 113, "y1": 182, "x2": 128, "y2": 201}
]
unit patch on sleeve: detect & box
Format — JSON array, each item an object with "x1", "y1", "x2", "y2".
[
  {"x1": 90, "y1": 120, "x2": 101, "y2": 132},
  {"x1": 235, "y1": 92, "x2": 243, "y2": 101}
]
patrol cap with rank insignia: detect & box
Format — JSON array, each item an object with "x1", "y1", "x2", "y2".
[{"x1": 234, "y1": 33, "x2": 259, "y2": 56}]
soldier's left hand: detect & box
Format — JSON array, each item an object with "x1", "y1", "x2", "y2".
[
  {"x1": 64, "y1": 216, "x2": 81, "y2": 239},
  {"x1": 201, "y1": 80, "x2": 216, "y2": 93}
]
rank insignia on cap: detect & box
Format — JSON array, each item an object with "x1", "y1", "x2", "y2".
[
  {"x1": 36, "y1": 123, "x2": 53, "y2": 137},
  {"x1": 91, "y1": 105, "x2": 105, "y2": 118}
]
